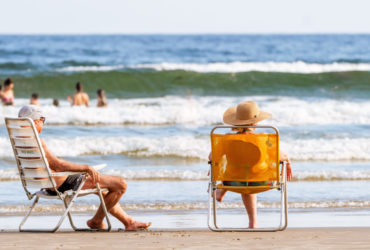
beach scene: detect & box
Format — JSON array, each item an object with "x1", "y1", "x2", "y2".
[{"x1": 0, "y1": 0, "x2": 369, "y2": 249}]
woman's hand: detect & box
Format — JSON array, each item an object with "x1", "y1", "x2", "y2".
[{"x1": 285, "y1": 159, "x2": 292, "y2": 181}]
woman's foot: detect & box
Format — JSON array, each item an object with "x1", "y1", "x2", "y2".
[
  {"x1": 87, "y1": 219, "x2": 107, "y2": 230},
  {"x1": 216, "y1": 189, "x2": 227, "y2": 202},
  {"x1": 249, "y1": 222, "x2": 258, "y2": 229},
  {"x1": 125, "y1": 221, "x2": 152, "y2": 231}
]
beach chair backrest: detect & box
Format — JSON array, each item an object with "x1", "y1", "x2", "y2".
[
  {"x1": 5, "y1": 117, "x2": 56, "y2": 199},
  {"x1": 210, "y1": 126, "x2": 280, "y2": 182}
]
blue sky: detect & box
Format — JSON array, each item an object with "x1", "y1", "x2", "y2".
[{"x1": 1, "y1": 0, "x2": 369, "y2": 34}]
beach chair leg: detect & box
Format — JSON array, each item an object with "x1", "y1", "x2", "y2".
[
  {"x1": 62, "y1": 179, "x2": 86, "y2": 231},
  {"x1": 279, "y1": 183, "x2": 288, "y2": 231},
  {"x1": 279, "y1": 162, "x2": 288, "y2": 231},
  {"x1": 212, "y1": 189, "x2": 219, "y2": 229},
  {"x1": 97, "y1": 183, "x2": 112, "y2": 232},
  {"x1": 208, "y1": 182, "x2": 220, "y2": 231},
  {"x1": 19, "y1": 196, "x2": 39, "y2": 232},
  {"x1": 64, "y1": 197, "x2": 78, "y2": 231},
  {"x1": 208, "y1": 185, "x2": 287, "y2": 232},
  {"x1": 63, "y1": 180, "x2": 111, "y2": 232},
  {"x1": 64, "y1": 195, "x2": 111, "y2": 232},
  {"x1": 208, "y1": 182, "x2": 216, "y2": 230},
  {"x1": 19, "y1": 195, "x2": 71, "y2": 232}
]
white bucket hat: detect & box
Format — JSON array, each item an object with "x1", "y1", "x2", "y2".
[{"x1": 18, "y1": 105, "x2": 44, "y2": 120}]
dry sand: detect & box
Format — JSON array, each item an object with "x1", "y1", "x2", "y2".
[{"x1": 0, "y1": 228, "x2": 370, "y2": 249}]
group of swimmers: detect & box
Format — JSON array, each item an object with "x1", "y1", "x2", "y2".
[{"x1": 0, "y1": 78, "x2": 108, "y2": 108}]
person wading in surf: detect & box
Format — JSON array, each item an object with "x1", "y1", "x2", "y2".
[{"x1": 69, "y1": 81, "x2": 89, "y2": 107}]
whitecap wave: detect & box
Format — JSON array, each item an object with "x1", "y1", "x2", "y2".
[
  {"x1": 56, "y1": 65, "x2": 125, "y2": 72},
  {"x1": 1, "y1": 168, "x2": 370, "y2": 182},
  {"x1": 1, "y1": 96, "x2": 370, "y2": 126},
  {"x1": 0, "y1": 135, "x2": 209, "y2": 159},
  {"x1": 0, "y1": 134, "x2": 370, "y2": 161},
  {"x1": 281, "y1": 138, "x2": 370, "y2": 161},
  {"x1": 57, "y1": 61, "x2": 370, "y2": 73},
  {"x1": 0, "y1": 200, "x2": 369, "y2": 215}
]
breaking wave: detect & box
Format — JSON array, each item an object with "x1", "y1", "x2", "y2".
[
  {"x1": 56, "y1": 61, "x2": 370, "y2": 73},
  {"x1": 1, "y1": 168, "x2": 370, "y2": 182},
  {"x1": 1, "y1": 96, "x2": 370, "y2": 126},
  {"x1": 1, "y1": 200, "x2": 369, "y2": 215}
]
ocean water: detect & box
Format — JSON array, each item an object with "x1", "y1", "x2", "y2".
[{"x1": 0, "y1": 35, "x2": 369, "y2": 229}]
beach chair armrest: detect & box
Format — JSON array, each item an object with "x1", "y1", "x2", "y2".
[
  {"x1": 92, "y1": 164, "x2": 107, "y2": 171},
  {"x1": 50, "y1": 164, "x2": 106, "y2": 177},
  {"x1": 51, "y1": 171, "x2": 87, "y2": 176}
]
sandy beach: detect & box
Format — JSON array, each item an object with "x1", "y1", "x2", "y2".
[{"x1": 0, "y1": 228, "x2": 369, "y2": 249}]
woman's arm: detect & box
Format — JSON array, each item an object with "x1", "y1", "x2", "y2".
[{"x1": 280, "y1": 150, "x2": 292, "y2": 181}]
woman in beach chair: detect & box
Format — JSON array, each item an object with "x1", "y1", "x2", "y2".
[{"x1": 209, "y1": 101, "x2": 292, "y2": 229}]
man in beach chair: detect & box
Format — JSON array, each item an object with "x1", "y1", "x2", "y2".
[
  {"x1": 5, "y1": 105, "x2": 151, "y2": 232},
  {"x1": 208, "y1": 101, "x2": 292, "y2": 231}
]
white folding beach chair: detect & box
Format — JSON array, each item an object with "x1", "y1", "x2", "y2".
[
  {"x1": 5, "y1": 117, "x2": 112, "y2": 232},
  {"x1": 208, "y1": 125, "x2": 288, "y2": 232}
]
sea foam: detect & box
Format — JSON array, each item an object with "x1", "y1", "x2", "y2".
[
  {"x1": 1, "y1": 168, "x2": 370, "y2": 182},
  {"x1": 0, "y1": 200, "x2": 369, "y2": 215},
  {"x1": 1, "y1": 96, "x2": 370, "y2": 126},
  {"x1": 0, "y1": 132, "x2": 369, "y2": 161},
  {"x1": 56, "y1": 61, "x2": 370, "y2": 73}
]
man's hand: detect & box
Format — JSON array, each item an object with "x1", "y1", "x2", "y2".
[{"x1": 86, "y1": 165, "x2": 100, "y2": 184}]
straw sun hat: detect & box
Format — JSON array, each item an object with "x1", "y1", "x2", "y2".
[{"x1": 223, "y1": 101, "x2": 272, "y2": 125}]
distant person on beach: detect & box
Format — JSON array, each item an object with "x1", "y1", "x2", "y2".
[
  {"x1": 2, "y1": 77, "x2": 14, "y2": 106},
  {"x1": 18, "y1": 105, "x2": 151, "y2": 231},
  {"x1": 68, "y1": 82, "x2": 89, "y2": 107},
  {"x1": 97, "y1": 89, "x2": 108, "y2": 107},
  {"x1": 30, "y1": 93, "x2": 40, "y2": 106},
  {"x1": 208, "y1": 101, "x2": 292, "y2": 229},
  {"x1": 53, "y1": 98, "x2": 59, "y2": 107}
]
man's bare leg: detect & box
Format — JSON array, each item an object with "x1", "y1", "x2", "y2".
[
  {"x1": 83, "y1": 175, "x2": 151, "y2": 230},
  {"x1": 241, "y1": 193, "x2": 257, "y2": 228}
]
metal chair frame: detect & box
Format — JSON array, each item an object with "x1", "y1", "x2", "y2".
[
  {"x1": 208, "y1": 125, "x2": 288, "y2": 232},
  {"x1": 5, "y1": 117, "x2": 112, "y2": 232}
]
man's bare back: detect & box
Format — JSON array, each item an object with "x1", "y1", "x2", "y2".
[{"x1": 73, "y1": 92, "x2": 89, "y2": 106}]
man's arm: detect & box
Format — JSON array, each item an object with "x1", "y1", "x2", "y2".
[{"x1": 41, "y1": 139, "x2": 99, "y2": 183}]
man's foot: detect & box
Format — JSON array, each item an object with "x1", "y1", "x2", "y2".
[
  {"x1": 216, "y1": 189, "x2": 227, "y2": 202},
  {"x1": 125, "y1": 221, "x2": 152, "y2": 231},
  {"x1": 87, "y1": 219, "x2": 107, "y2": 230}
]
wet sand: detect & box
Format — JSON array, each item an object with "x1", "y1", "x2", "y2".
[{"x1": 0, "y1": 228, "x2": 369, "y2": 249}]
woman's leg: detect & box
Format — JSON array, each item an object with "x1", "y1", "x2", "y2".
[{"x1": 241, "y1": 193, "x2": 257, "y2": 228}]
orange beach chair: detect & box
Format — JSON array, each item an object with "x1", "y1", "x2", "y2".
[{"x1": 208, "y1": 125, "x2": 288, "y2": 232}]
